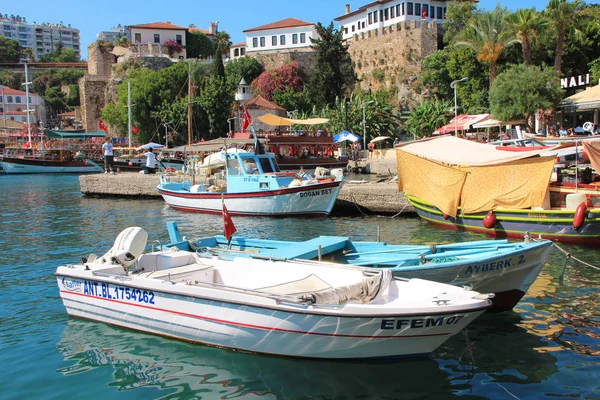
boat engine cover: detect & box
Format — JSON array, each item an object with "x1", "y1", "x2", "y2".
[{"x1": 99, "y1": 227, "x2": 148, "y2": 267}]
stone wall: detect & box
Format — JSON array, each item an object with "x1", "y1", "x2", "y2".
[
  {"x1": 79, "y1": 75, "x2": 109, "y2": 133},
  {"x1": 247, "y1": 48, "x2": 318, "y2": 76},
  {"x1": 346, "y1": 20, "x2": 438, "y2": 92},
  {"x1": 87, "y1": 42, "x2": 115, "y2": 77}
]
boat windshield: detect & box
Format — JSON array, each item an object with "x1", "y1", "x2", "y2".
[
  {"x1": 259, "y1": 157, "x2": 276, "y2": 173},
  {"x1": 227, "y1": 158, "x2": 242, "y2": 175}
]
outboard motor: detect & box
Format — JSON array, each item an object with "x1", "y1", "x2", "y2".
[
  {"x1": 98, "y1": 227, "x2": 148, "y2": 267},
  {"x1": 331, "y1": 168, "x2": 344, "y2": 181}
]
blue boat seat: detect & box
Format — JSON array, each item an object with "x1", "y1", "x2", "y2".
[{"x1": 260, "y1": 236, "x2": 350, "y2": 260}]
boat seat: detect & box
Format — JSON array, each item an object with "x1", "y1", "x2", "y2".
[
  {"x1": 141, "y1": 263, "x2": 215, "y2": 283},
  {"x1": 255, "y1": 274, "x2": 332, "y2": 295},
  {"x1": 261, "y1": 236, "x2": 349, "y2": 260}
]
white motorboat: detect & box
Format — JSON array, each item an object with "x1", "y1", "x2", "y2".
[{"x1": 56, "y1": 227, "x2": 492, "y2": 359}]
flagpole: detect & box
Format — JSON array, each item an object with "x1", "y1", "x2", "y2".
[{"x1": 127, "y1": 80, "x2": 132, "y2": 150}]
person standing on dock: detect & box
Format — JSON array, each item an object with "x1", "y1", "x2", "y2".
[
  {"x1": 144, "y1": 148, "x2": 157, "y2": 174},
  {"x1": 102, "y1": 137, "x2": 115, "y2": 174}
]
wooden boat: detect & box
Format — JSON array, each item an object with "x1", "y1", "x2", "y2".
[
  {"x1": 0, "y1": 149, "x2": 103, "y2": 174},
  {"x1": 396, "y1": 136, "x2": 600, "y2": 245},
  {"x1": 55, "y1": 227, "x2": 491, "y2": 359},
  {"x1": 165, "y1": 222, "x2": 553, "y2": 312},
  {"x1": 157, "y1": 147, "x2": 343, "y2": 216}
]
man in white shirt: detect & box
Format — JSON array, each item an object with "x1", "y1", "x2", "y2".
[
  {"x1": 144, "y1": 148, "x2": 157, "y2": 174},
  {"x1": 102, "y1": 137, "x2": 115, "y2": 174}
]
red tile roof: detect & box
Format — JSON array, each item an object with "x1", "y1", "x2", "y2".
[
  {"x1": 243, "y1": 96, "x2": 286, "y2": 111},
  {"x1": 0, "y1": 85, "x2": 28, "y2": 96},
  {"x1": 189, "y1": 27, "x2": 212, "y2": 35},
  {"x1": 128, "y1": 22, "x2": 187, "y2": 30},
  {"x1": 230, "y1": 41, "x2": 246, "y2": 48},
  {"x1": 243, "y1": 18, "x2": 314, "y2": 33}
]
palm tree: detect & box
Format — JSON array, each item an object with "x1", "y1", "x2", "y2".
[
  {"x1": 544, "y1": 0, "x2": 582, "y2": 75},
  {"x1": 508, "y1": 8, "x2": 547, "y2": 66},
  {"x1": 454, "y1": 7, "x2": 519, "y2": 87}
]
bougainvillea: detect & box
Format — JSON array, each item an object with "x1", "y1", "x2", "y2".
[
  {"x1": 251, "y1": 61, "x2": 304, "y2": 101},
  {"x1": 163, "y1": 39, "x2": 183, "y2": 57}
]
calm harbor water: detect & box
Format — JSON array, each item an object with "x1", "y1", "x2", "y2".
[{"x1": 0, "y1": 174, "x2": 598, "y2": 399}]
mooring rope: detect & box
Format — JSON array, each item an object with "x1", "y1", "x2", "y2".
[
  {"x1": 348, "y1": 189, "x2": 369, "y2": 216},
  {"x1": 553, "y1": 242, "x2": 600, "y2": 272}
]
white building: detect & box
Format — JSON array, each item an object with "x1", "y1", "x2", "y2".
[
  {"x1": 0, "y1": 85, "x2": 46, "y2": 124},
  {"x1": 334, "y1": 1, "x2": 449, "y2": 40},
  {"x1": 96, "y1": 24, "x2": 130, "y2": 43},
  {"x1": 0, "y1": 14, "x2": 80, "y2": 60},
  {"x1": 243, "y1": 18, "x2": 318, "y2": 53},
  {"x1": 229, "y1": 41, "x2": 247, "y2": 60},
  {"x1": 128, "y1": 21, "x2": 187, "y2": 59}
]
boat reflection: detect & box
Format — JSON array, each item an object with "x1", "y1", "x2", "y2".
[{"x1": 57, "y1": 319, "x2": 459, "y2": 399}]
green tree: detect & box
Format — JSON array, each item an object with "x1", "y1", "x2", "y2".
[
  {"x1": 454, "y1": 6, "x2": 519, "y2": 87},
  {"x1": 224, "y1": 56, "x2": 264, "y2": 92},
  {"x1": 38, "y1": 42, "x2": 79, "y2": 62},
  {"x1": 198, "y1": 76, "x2": 233, "y2": 139},
  {"x1": 213, "y1": 46, "x2": 225, "y2": 78},
  {"x1": 401, "y1": 98, "x2": 453, "y2": 139},
  {"x1": 306, "y1": 22, "x2": 356, "y2": 108},
  {"x1": 272, "y1": 87, "x2": 311, "y2": 114},
  {"x1": 114, "y1": 36, "x2": 130, "y2": 47},
  {"x1": 214, "y1": 31, "x2": 232, "y2": 55},
  {"x1": 508, "y1": 8, "x2": 547, "y2": 66},
  {"x1": 442, "y1": 1, "x2": 478, "y2": 45},
  {"x1": 591, "y1": 57, "x2": 600, "y2": 84},
  {"x1": 186, "y1": 30, "x2": 214, "y2": 58},
  {"x1": 0, "y1": 70, "x2": 21, "y2": 89},
  {"x1": 489, "y1": 64, "x2": 562, "y2": 131},
  {"x1": 544, "y1": 0, "x2": 583, "y2": 74},
  {"x1": 0, "y1": 37, "x2": 22, "y2": 62}
]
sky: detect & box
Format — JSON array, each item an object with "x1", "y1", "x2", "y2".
[{"x1": 3, "y1": 0, "x2": 552, "y2": 60}]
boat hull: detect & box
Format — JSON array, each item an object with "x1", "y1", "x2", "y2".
[
  {"x1": 56, "y1": 273, "x2": 486, "y2": 359},
  {"x1": 407, "y1": 195, "x2": 600, "y2": 245},
  {"x1": 158, "y1": 181, "x2": 342, "y2": 216},
  {"x1": 0, "y1": 156, "x2": 103, "y2": 174}
]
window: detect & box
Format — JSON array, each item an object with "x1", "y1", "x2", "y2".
[
  {"x1": 300, "y1": 33, "x2": 305, "y2": 43},
  {"x1": 292, "y1": 33, "x2": 298, "y2": 44},
  {"x1": 260, "y1": 36, "x2": 265, "y2": 47},
  {"x1": 7, "y1": 96, "x2": 12, "y2": 103},
  {"x1": 344, "y1": 27, "x2": 348, "y2": 34},
  {"x1": 407, "y1": 2, "x2": 414, "y2": 15},
  {"x1": 373, "y1": 10, "x2": 378, "y2": 23},
  {"x1": 430, "y1": 6, "x2": 435, "y2": 18},
  {"x1": 444, "y1": 7, "x2": 447, "y2": 18},
  {"x1": 240, "y1": 48, "x2": 245, "y2": 56},
  {"x1": 415, "y1": 4, "x2": 421, "y2": 17},
  {"x1": 253, "y1": 37, "x2": 258, "y2": 47},
  {"x1": 423, "y1": 4, "x2": 429, "y2": 17},
  {"x1": 280, "y1": 34, "x2": 285, "y2": 45},
  {"x1": 380, "y1": 10, "x2": 384, "y2": 22},
  {"x1": 396, "y1": 4, "x2": 401, "y2": 16},
  {"x1": 176, "y1": 34, "x2": 182, "y2": 45},
  {"x1": 272, "y1": 35, "x2": 277, "y2": 46},
  {"x1": 234, "y1": 48, "x2": 239, "y2": 57},
  {"x1": 362, "y1": 21, "x2": 366, "y2": 29},
  {"x1": 384, "y1": 8, "x2": 389, "y2": 20},
  {"x1": 153, "y1": 34, "x2": 160, "y2": 43},
  {"x1": 134, "y1": 33, "x2": 141, "y2": 43},
  {"x1": 437, "y1": 7, "x2": 443, "y2": 19},
  {"x1": 15, "y1": 96, "x2": 21, "y2": 103},
  {"x1": 368, "y1": 12, "x2": 372, "y2": 24},
  {"x1": 352, "y1": 25, "x2": 355, "y2": 32},
  {"x1": 391, "y1": 7, "x2": 395, "y2": 18}
]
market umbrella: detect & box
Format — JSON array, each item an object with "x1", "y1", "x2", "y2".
[
  {"x1": 369, "y1": 136, "x2": 390, "y2": 144},
  {"x1": 333, "y1": 130, "x2": 361, "y2": 143},
  {"x1": 139, "y1": 142, "x2": 165, "y2": 150}
]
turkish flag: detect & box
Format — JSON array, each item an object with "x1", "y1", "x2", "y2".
[
  {"x1": 132, "y1": 125, "x2": 139, "y2": 134},
  {"x1": 222, "y1": 200, "x2": 237, "y2": 241},
  {"x1": 241, "y1": 106, "x2": 252, "y2": 132},
  {"x1": 98, "y1": 118, "x2": 107, "y2": 133},
  {"x1": 422, "y1": 7, "x2": 426, "y2": 19}
]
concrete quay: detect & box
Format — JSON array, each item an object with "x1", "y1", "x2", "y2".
[{"x1": 79, "y1": 172, "x2": 415, "y2": 215}]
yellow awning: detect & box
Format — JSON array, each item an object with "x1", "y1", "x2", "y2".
[{"x1": 256, "y1": 113, "x2": 330, "y2": 127}]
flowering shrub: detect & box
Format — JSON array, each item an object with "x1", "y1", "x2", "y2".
[
  {"x1": 251, "y1": 62, "x2": 304, "y2": 101},
  {"x1": 163, "y1": 39, "x2": 183, "y2": 56}
]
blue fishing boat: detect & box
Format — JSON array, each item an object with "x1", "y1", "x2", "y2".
[
  {"x1": 163, "y1": 222, "x2": 554, "y2": 312},
  {"x1": 157, "y1": 138, "x2": 343, "y2": 216}
]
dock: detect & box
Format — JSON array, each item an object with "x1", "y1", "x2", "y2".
[{"x1": 79, "y1": 173, "x2": 415, "y2": 215}]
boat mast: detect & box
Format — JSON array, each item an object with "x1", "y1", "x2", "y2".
[
  {"x1": 127, "y1": 80, "x2": 132, "y2": 149},
  {"x1": 24, "y1": 63, "x2": 32, "y2": 146},
  {"x1": 187, "y1": 66, "x2": 192, "y2": 145}
]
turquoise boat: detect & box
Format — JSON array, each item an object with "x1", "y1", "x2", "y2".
[{"x1": 163, "y1": 222, "x2": 554, "y2": 312}]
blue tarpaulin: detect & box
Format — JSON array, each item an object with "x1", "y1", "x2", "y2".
[{"x1": 333, "y1": 130, "x2": 361, "y2": 143}]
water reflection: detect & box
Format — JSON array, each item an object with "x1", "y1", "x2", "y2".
[{"x1": 57, "y1": 319, "x2": 459, "y2": 399}]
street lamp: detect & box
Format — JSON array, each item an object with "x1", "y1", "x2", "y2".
[
  {"x1": 227, "y1": 117, "x2": 236, "y2": 136},
  {"x1": 361, "y1": 100, "x2": 374, "y2": 151},
  {"x1": 450, "y1": 77, "x2": 468, "y2": 137}
]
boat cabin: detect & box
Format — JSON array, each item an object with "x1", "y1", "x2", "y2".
[{"x1": 223, "y1": 151, "x2": 300, "y2": 193}]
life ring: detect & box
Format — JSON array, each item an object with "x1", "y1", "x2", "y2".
[
  {"x1": 483, "y1": 211, "x2": 496, "y2": 229},
  {"x1": 572, "y1": 203, "x2": 587, "y2": 229}
]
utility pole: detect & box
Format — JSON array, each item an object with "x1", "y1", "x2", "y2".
[
  {"x1": 127, "y1": 80, "x2": 132, "y2": 149},
  {"x1": 187, "y1": 67, "x2": 192, "y2": 145}
]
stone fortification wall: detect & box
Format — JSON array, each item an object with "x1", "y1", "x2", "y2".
[
  {"x1": 79, "y1": 75, "x2": 109, "y2": 133},
  {"x1": 87, "y1": 42, "x2": 115, "y2": 77},
  {"x1": 346, "y1": 20, "x2": 438, "y2": 91},
  {"x1": 248, "y1": 49, "x2": 318, "y2": 76}
]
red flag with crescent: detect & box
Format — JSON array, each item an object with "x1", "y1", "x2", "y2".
[
  {"x1": 222, "y1": 197, "x2": 237, "y2": 241},
  {"x1": 241, "y1": 106, "x2": 252, "y2": 132}
]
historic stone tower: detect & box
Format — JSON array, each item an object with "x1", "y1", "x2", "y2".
[{"x1": 79, "y1": 42, "x2": 115, "y2": 132}]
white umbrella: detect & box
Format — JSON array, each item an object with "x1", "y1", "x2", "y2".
[
  {"x1": 139, "y1": 142, "x2": 165, "y2": 150},
  {"x1": 369, "y1": 136, "x2": 391, "y2": 144}
]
